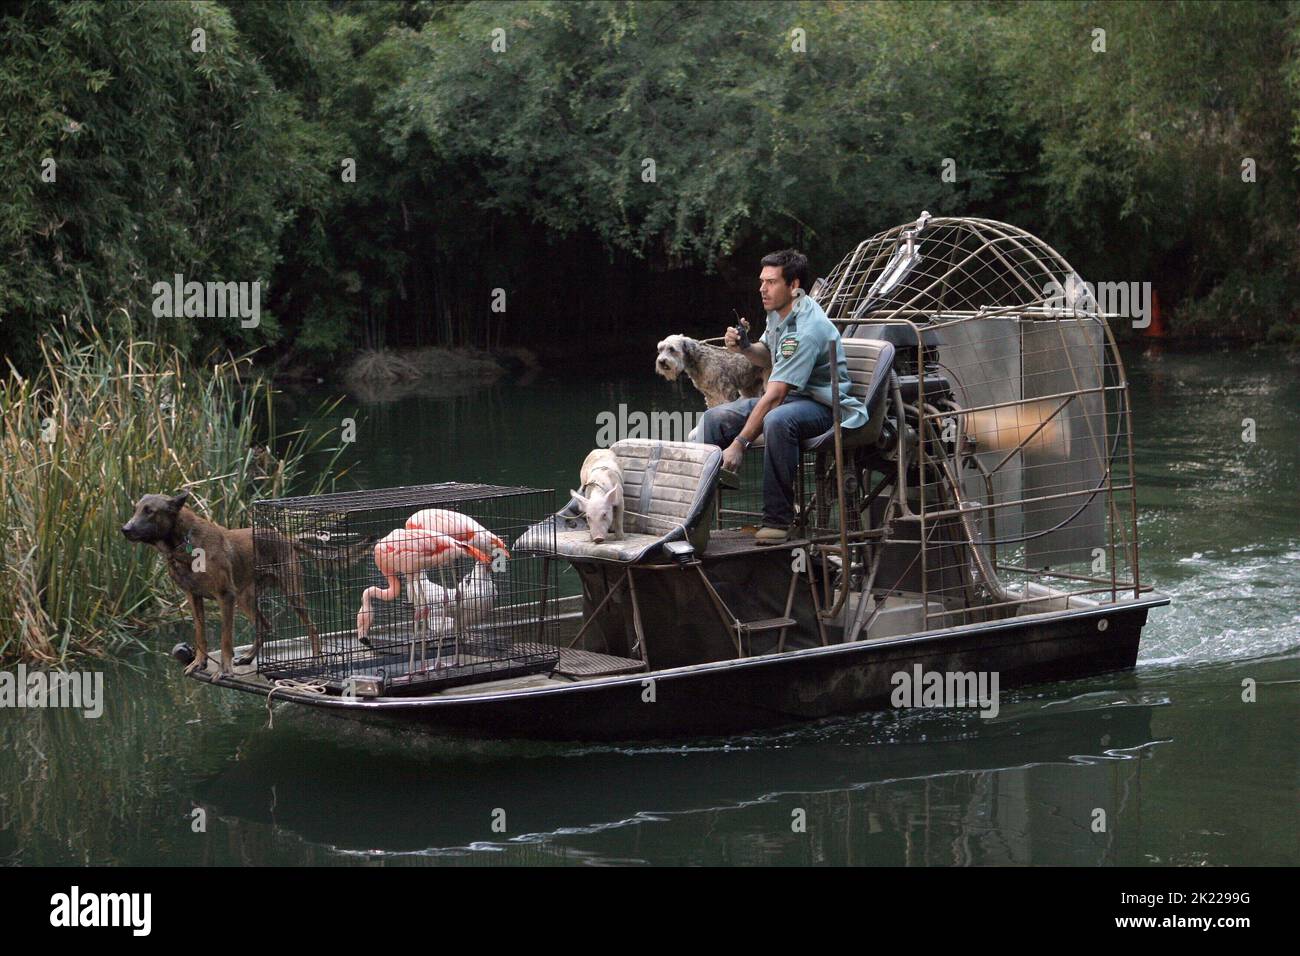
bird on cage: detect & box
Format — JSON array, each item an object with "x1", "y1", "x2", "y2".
[{"x1": 356, "y1": 528, "x2": 490, "y2": 645}]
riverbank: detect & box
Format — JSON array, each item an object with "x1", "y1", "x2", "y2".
[
  {"x1": 0, "y1": 323, "x2": 340, "y2": 665},
  {"x1": 330, "y1": 347, "x2": 540, "y2": 402}
]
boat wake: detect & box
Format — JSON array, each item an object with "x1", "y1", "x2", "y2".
[{"x1": 1138, "y1": 539, "x2": 1300, "y2": 666}]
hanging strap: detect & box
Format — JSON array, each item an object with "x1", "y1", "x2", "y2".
[{"x1": 638, "y1": 442, "x2": 662, "y2": 521}]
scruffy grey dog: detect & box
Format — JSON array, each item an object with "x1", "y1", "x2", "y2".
[{"x1": 654, "y1": 334, "x2": 764, "y2": 409}]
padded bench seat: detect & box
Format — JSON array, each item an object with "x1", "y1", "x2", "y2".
[
  {"x1": 515, "y1": 439, "x2": 722, "y2": 564},
  {"x1": 548, "y1": 530, "x2": 671, "y2": 563}
]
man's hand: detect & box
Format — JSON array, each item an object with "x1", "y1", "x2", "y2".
[
  {"x1": 722, "y1": 440, "x2": 745, "y2": 472},
  {"x1": 724, "y1": 321, "x2": 749, "y2": 353}
]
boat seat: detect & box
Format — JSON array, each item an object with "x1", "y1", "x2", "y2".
[
  {"x1": 801, "y1": 338, "x2": 895, "y2": 452},
  {"x1": 725, "y1": 338, "x2": 894, "y2": 455},
  {"x1": 515, "y1": 438, "x2": 722, "y2": 563}
]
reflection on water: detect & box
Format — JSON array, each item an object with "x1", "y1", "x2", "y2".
[{"x1": 1, "y1": 347, "x2": 1296, "y2": 865}]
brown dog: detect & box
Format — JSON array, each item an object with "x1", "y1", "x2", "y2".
[{"x1": 121, "y1": 491, "x2": 320, "y2": 675}]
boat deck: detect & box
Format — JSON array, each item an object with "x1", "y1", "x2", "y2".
[
  {"x1": 701, "y1": 528, "x2": 814, "y2": 560},
  {"x1": 183, "y1": 591, "x2": 1171, "y2": 735},
  {"x1": 199, "y1": 637, "x2": 645, "y2": 695}
]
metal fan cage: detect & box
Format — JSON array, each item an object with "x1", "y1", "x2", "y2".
[{"x1": 806, "y1": 216, "x2": 1145, "y2": 631}]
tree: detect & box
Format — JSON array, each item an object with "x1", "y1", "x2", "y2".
[{"x1": 0, "y1": 0, "x2": 321, "y2": 365}]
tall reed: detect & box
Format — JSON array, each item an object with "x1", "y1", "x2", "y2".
[{"x1": 0, "y1": 320, "x2": 343, "y2": 664}]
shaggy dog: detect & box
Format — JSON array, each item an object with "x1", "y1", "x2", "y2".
[{"x1": 654, "y1": 334, "x2": 765, "y2": 409}]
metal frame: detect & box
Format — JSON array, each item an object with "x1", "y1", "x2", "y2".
[
  {"x1": 251, "y1": 482, "x2": 560, "y2": 691},
  {"x1": 566, "y1": 544, "x2": 829, "y2": 662},
  {"x1": 801, "y1": 216, "x2": 1143, "y2": 633}
]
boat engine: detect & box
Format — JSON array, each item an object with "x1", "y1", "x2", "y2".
[{"x1": 848, "y1": 320, "x2": 959, "y2": 466}]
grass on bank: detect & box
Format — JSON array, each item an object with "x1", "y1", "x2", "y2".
[{"x1": 0, "y1": 320, "x2": 343, "y2": 665}]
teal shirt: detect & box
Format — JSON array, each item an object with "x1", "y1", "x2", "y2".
[{"x1": 762, "y1": 293, "x2": 869, "y2": 430}]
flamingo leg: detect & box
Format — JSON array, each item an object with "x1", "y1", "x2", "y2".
[
  {"x1": 419, "y1": 607, "x2": 428, "y2": 674},
  {"x1": 401, "y1": 574, "x2": 411, "y2": 671},
  {"x1": 407, "y1": 578, "x2": 417, "y2": 675},
  {"x1": 437, "y1": 561, "x2": 454, "y2": 665},
  {"x1": 406, "y1": 574, "x2": 429, "y2": 677},
  {"x1": 453, "y1": 593, "x2": 464, "y2": 667}
]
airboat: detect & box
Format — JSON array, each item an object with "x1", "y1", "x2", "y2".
[{"x1": 181, "y1": 215, "x2": 1168, "y2": 740}]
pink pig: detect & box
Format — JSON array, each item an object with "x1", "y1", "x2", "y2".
[{"x1": 571, "y1": 448, "x2": 625, "y2": 544}]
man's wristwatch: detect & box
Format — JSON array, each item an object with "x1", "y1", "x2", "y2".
[{"x1": 735, "y1": 435, "x2": 753, "y2": 451}]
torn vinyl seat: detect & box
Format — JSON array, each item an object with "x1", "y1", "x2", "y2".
[{"x1": 515, "y1": 439, "x2": 722, "y2": 562}]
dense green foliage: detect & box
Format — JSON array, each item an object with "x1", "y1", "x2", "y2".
[
  {"x1": 2, "y1": 0, "x2": 1297, "y2": 366},
  {"x1": 0, "y1": 1, "x2": 327, "y2": 369}
]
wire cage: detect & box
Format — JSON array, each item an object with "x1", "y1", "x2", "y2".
[
  {"x1": 805, "y1": 215, "x2": 1143, "y2": 631},
  {"x1": 251, "y1": 483, "x2": 558, "y2": 693}
]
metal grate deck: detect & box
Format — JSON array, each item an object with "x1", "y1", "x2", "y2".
[{"x1": 552, "y1": 647, "x2": 647, "y2": 678}]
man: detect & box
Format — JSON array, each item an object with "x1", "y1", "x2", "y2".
[{"x1": 696, "y1": 249, "x2": 868, "y2": 545}]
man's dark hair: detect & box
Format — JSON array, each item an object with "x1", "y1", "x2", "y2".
[{"x1": 760, "y1": 249, "x2": 811, "y2": 293}]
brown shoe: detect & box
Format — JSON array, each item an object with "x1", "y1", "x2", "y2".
[{"x1": 755, "y1": 526, "x2": 790, "y2": 546}]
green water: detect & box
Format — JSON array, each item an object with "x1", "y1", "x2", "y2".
[{"x1": 2, "y1": 348, "x2": 1296, "y2": 866}]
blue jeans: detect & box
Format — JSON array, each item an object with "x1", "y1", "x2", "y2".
[{"x1": 696, "y1": 395, "x2": 833, "y2": 528}]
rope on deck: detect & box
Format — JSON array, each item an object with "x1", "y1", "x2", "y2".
[{"x1": 265, "y1": 678, "x2": 328, "y2": 729}]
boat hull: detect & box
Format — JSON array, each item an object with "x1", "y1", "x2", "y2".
[{"x1": 192, "y1": 598, "x2": 1165, "y2": 741}]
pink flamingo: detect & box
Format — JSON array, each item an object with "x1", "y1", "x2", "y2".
[
  {"x1": 405, "y1": 508, "x2": 509, "y2": 558},
  {"x1": 355, "y1": 529, "x2": 490, "y2": 642}
]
